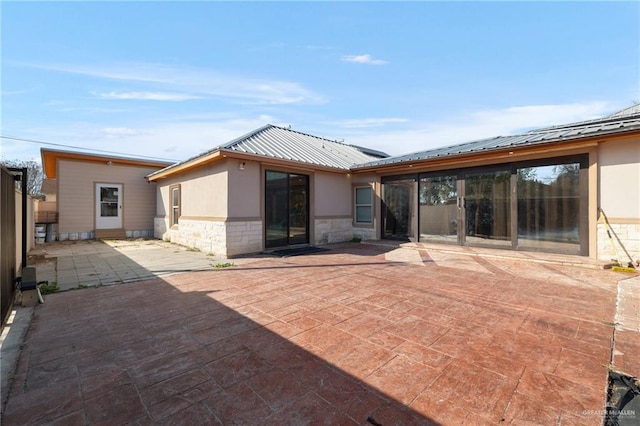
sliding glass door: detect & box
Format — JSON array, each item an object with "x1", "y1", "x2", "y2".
[
  {"x1": 265, "y1": 171, "x2": 309, "y2": 249},
  {"x1": 383, "y1": 155, "x2": 587, "y2": 255},
  {"x1": 382, "y1": 177, "x2": 416, "y2": 240},
  {"x1": 516, "y1": 163, "x2": 581, "y2": 253},
  {"x1": 419, "y1": 175, "x2": 459, "y2": 244},
  {"x1": 463, "y1": 170, "x2": 511, "y2": 247}
]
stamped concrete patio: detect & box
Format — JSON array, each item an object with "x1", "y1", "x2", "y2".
[{"x1": 2, "y1": 240, "x2": 638, "y2": 425}]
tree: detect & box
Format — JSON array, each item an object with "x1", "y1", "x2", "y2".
[{"x1": 0, "y1": 159, "x2": 44, "y2": 197}]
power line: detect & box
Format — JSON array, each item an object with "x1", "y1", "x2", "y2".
[{"x1": 1, "y1": 135, "x2": 179, "y2": 162}]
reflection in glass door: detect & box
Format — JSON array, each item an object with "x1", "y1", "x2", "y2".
[
  {"x1": 517, "y1": 163, "x2": 580, "y2": 254},
  {"x1": 383, "y1": 155, "x2": 586, "y2": 255},
  {"x1": 419, "y1": 175, "x2": 459, "y2": 244},
  {"x1": 265, "y1": 171, "x2": 309, "y2": 249},
  {"x1": 464, "y1": 170, "x2": 511, "y2": 247},
  {"x1": 382, "y1": 178, "x2": 416, "y2": 240},
  {"x1": 288, "y1": 174, "x2": 309, "y2": 245}
]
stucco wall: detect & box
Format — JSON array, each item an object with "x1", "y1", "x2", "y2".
[
  {"x1": 157, "y1": 162, "x2": 229, "y2": 220},
  {"x1": 182, "y1": 163, "x2": 228, "y2": 218},
  {"x1": 227, "y1": 160, "x2": 261, "y2": 218},
  {"x1": 598, "y1": 137, "x2": 640, "y2": 262},
  {"x1": 599, "y1": 137, "x2": 640, "y2": 219},
  {"x1": 58, "y1": 160, "x2": 158, "y2": 239},
  {"x1": 314, "y1": 172, "x2": 352, "y2": 217}
]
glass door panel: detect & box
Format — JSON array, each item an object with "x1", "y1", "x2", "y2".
[
  {"x1": 419, "y1": 175, "x2": 459, "y2": 244},
  {"x1": 517, "y1": 163, "x2": 580, "y2": 254},
  {"x1": 382, "y1": 178, "x2": 416, "y2": 240},
  {"x1": 265, "y1": 171, "x2": 309, "y2": 249},
  {"x1": 265, "y1": 171, "x2": 289, "y2": 248},
  {"x1": 464, "y1": 170, "x2": 511, "y2": 247},
  {"x1": 288, "y1": 174, "x2": 309, "y2": 245}
]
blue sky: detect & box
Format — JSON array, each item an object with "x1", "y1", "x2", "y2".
[{"x1": 1, "y1": 1, "x2": 638, "y2": 164}]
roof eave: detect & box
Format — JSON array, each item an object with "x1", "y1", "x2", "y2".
[
  {"x1": 41, "y1": 148, "x2": 174, "y2": 179},
  {"x1": 147, "y1": 150, "x2": 223, "y2": 181},
  {"x1": 351, "y1": 138, "x2": 602, "y2": 173}
]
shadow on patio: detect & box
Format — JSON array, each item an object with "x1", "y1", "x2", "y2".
[
  {"x1": 2, "y1": 240, "x2": 630, "y2": 424},
  {"x1": 2, "y1": 243, "x2": 441, "y2": 425}
]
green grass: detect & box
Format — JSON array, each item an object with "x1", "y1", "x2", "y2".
[
  {"x1": 213, "y1": 262, "x2": 235, "y2": 269},
  {"x1": 38, "y1": 282, "x2": 60, "y2": 294}
]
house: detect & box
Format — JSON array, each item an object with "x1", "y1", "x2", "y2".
[
  {"x1": 40, "y1": 149, "x2": 173, "y2": 240},
  {"x1": 146, "y1": 125, "x2": 388, "y2": 256},
  {"x1": 148, "y1": 106, "x2": 640, "y2": 261},
  {"x1": 41, "y1": 105, "x2": 640, "y2": 262},
  {"x1": 350, "y1": 104, "x2": 640, "y2": 260}
]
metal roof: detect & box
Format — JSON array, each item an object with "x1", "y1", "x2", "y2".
[
  {"x1": 220, "y1": 125, "x2": 387, "y2": 168},
  {"x1": 354, "y1": 106, "x2": 640, "y2": 169},
  {"x1": 149, "y1": 125, "x2": 388, "y2": 178}
]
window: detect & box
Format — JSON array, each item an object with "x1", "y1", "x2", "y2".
[
  {"x1": 170, "y1": 185, "x2": 181, "y2": 227},
  {"x1": 354, "y1": 186, "x2": 373, "y2": 224}
]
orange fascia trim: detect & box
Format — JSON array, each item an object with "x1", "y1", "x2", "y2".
[
  {"x1": 147, "y1": 151, "x2": 223, "y2": 181},
  {"x1": 148, "y1": 149, "x2": 350, "y2": 181},
  {"x1": 41, "y1": 149, "x2": 173, "y2": 179},
  {"x1": 351, "y1": 139, "x2": 601, "y2": 174}
]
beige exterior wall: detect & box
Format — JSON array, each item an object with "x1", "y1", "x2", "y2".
[
  {"x1": 57, "y1": 160, "x2": 159, "y2": 240},
  {"x1": 155, "y1": 161, "x2": 229, "y2": 231},
  {"x1": 180, "y1": 163, "x2": 228, "y2": 218},
  {"x1": 227, "y1": 159, "x2": 261, "y2": 218},
  {"x1": 314, "y1": 172, "x2": 352, "y2": 217},
  {"x1": 155, "y1": 161, "x2": 230, "y2": 251},
  {"x1": 597, "y1": 137, "x2": 640, "y2": 262},
  {"x1": 598, "y1": 138, "x2": 640, "y2": 219}
]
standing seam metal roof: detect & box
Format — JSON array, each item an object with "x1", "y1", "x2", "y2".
[
  {"x1": 353, "y1": 107, "x2": 640, "y2": 169},
  {"x1": 146, "y1": 124, "x2": 388, "y2": 178},
  {"x1": 220, "y1": 125, "x2": 386, "y2": 169}
]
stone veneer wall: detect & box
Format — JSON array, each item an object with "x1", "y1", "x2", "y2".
[
  {"x1": 58, "y1": 229, "x2": 153, "y2": 241},
  {"x1": 314, "y1": 218, "x2": 376, "y2": 245},
  {"x1": 155, "y1": 217, "x2": 262, "y2": 257},
  {"x1": 59, "y1": 231, "x2": 95, "y2": 241},
  {"x1": 597, "y1": 222, "x2": 640, "y2": 263}
]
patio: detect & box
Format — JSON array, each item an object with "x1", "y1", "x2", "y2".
[{"x1": 1, "y1": 240, "x2": 638, "y2": 425}]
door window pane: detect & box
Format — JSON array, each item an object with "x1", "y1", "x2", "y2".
[
  {"x1": 382, "y1": 178, "x2": 415, "y2": 239},
  {"x1": 517, "y1": 163, "x2": 580, "y2": 253},
  {"x1": 265, "y1": 171, "x2": 309, "y2": 248},
  {"x1": 265, "y1": 171, "x2": 289, "y2": 248},
  {"x1": 419, "y1": 175, "x2": 458, "y2": 243},
  {"x1": 288, "y1": 174, "x2": 308, "y2": 245},
  {"x1": 100, "y1": 187, "x2": 119, "y2": 217},
  {"x1": 465, "y1": 170, "x2": 511, "y2": 247}
]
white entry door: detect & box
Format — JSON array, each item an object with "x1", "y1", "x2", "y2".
[{"x1": 96, "y1": 183, "x2": 122, "y2": 229}]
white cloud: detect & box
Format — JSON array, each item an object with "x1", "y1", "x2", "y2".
[
  {"x1": 101, "y1": 127, "x2": 141, "y2": 138},
  {"x1": 24, "y1": 62, "x2": 325, "y2": 105},
  {"x1": 333, "y1": 117, "x2": 408, "y2": 129},
  {"x1": 96, "y1": 91, "x2": 200, "y2": 101},
  {"x1": 341, "y1": 101, "x2": 613, "y2": 156},
  {"x1": 341, "y1": 54, "x2": 388, "y2": 65}
]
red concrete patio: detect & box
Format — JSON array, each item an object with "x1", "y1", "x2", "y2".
[{"x1": 2, "y1": 241, "x2": 637, "y2": 425}]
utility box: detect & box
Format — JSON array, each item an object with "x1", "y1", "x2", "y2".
[{"x1": 21, "y1": 266, "x2": 39, "y2": 307}]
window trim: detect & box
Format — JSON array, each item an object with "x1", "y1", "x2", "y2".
[
  {"x1": 354, "y1": 185, "x2": 373, "y2": 226},
  {"x1": 170, "y1": 184, "x2": 181, "y2": 228}
]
